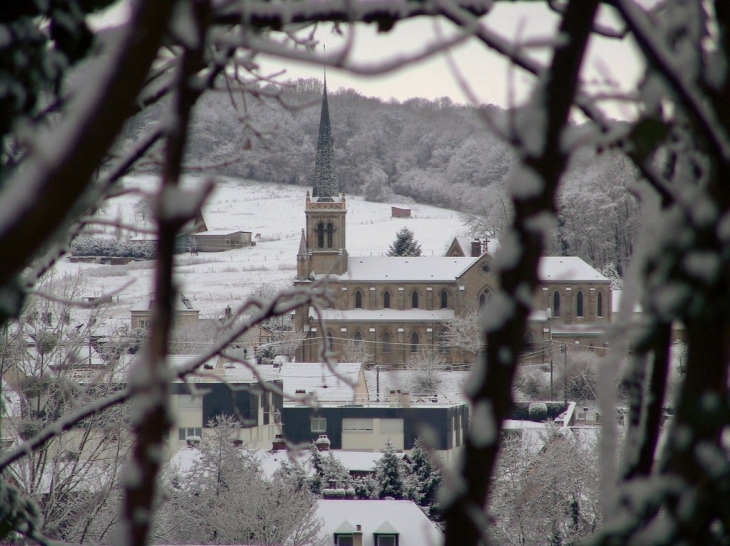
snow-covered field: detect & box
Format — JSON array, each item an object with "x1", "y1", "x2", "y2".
[{"x1": 55, "y1": 175, "x2": 467, "y2": 326}]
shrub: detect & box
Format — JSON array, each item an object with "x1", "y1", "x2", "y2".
[
  {"x1": 71, "y1": 237, "x2": 156, "y2": 259},
  {"x1": 528, "y1": 402, "x2": 548, "y2": 422}
]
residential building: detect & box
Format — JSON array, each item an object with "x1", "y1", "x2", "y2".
[
  {"x1": 130, "y1": 292, "x2": 199, "y2": 330},
  {"x1": 316, "y1": 499, "x2": 443, "y2": 546}
]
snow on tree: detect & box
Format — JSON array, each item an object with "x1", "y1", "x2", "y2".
[
  {"x1": 387, "y1": 227, "x2": 422, "y2": 257},
  {"x1": 156, "y1": 416, "x2": 324, "y2": 546},
  {"x1": 4, "y1": 1, "x2": 730, "y2": 545},
  {"x1": 406, "y1": 349, "x2": 446, "y2": 394},
  {"x1": 375, "y1": 439, "x2": 405, "y2": 500},
  {"x1": 408, "y1": 438, "x2": 443, "y2": 517}
]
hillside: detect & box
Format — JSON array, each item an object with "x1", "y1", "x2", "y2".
[{"x1": 55, "y1": 176, "x2": 465, "y2": 325}]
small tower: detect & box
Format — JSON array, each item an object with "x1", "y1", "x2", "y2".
[{"x1": 304, "y1": 81, "x2": 348, "y2": 276}]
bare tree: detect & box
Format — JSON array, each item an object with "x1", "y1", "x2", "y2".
[
  {"x1": 156, "y1": 416, "x2": 325, "y2": 545},
  {"x1": 443, "y1": 309, "x2": 484, "y2": 356},
  {"x1": 406, "y1": 348, "x2": 447, "y2": 395},
  {"x1": 2, "y1": 1, "x2": 730, "y2": 546}
]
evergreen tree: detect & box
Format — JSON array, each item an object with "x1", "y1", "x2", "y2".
[
  {"x1": 409, "y1": 438, "x2": 443, "y2": 516},
  {"x1": 387, "y1": 227, "x2": 422, "y2": 257},
  {"x1": 375, "y1": 439, "x2": 405, "y2": 499}
]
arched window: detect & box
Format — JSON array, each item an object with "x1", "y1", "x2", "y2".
[
  {"x1": 355, "y1": 290, "x2": 362, "y2": 309},
  {"x1": 553, "y1": 291, "x2": 561, "y2": 317},
  {"x1": 326, "y1": 222, "x2": 334, "y2": 248},
  {"x1": 411, "y1": 332, "x2": 419, "y2": 353},
  {"x1": 316, "y1": 223, "x2": 324, "y2": 248},
  {"x1": 411, "y1": 291, "x2": 419, "y2": 309},
  {"x1": 354, "y1": 331, "x2": 362, "y2": 345},
  {"x1": 525, "y1": 330, "x2": 535, "y2": 352},
  {"x1": 479, "y1": 290, "x2": 490, "y2": 308},
  {"x1": 576, "y1": 291, "x2": 584, "y2": 317},
  {"x1": 597, "y1": 292, "x2": 603, "y2": 317},
  {"x1": 440, "y1": 290, "x2": 448, "y2": 309},
  {"x1": 383, "y1": 291, "x2": 391, "y2": 309},
  {"x1": 326, "y1": 330, "x2": 334, "y2": 351},
  {"x1": 382, "y1": 332, "x2": 391, "y2": 353}
]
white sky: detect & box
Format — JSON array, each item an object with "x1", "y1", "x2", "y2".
[{"x1": 91, "y1": 1, "x2": 646, "y2": 116}]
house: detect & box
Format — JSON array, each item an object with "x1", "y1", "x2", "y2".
[
  {"x1": 278, "y1": 361, "x2": 369, "y2": 403},
  {"x1": 293, "y1": 85, "x2": 612, "y2": 366},
  {"x1": 282, "y1": 398, "x2": 469, "y2": 463},
  {"x1": 316, "y1": 499, "x2": 443, "y2": 546},
  {"x1": 130, "y1": 292, "x2": 199, "y2": 330},
  {"x1": 188, "y1": 229, "x2": 252, "y2": 252},
  {"x1": 165, "y1": 354, "x2": 283, "y2": 458}
]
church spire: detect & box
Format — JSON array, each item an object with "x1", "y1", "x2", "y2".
[{"x1": 312, "y1": 77, "x2": 337, "y2": 201}]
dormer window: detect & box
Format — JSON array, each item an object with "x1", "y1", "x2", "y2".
[
  {"x1": 376, "y1": 536, "x2": 397, "y2": 546},
  {"x1": 336, "y1": 536, "x2": 354, "y2": 546}
]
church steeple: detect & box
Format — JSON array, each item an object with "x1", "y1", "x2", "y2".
[{"x1": 312, "y1": 79, "x2": 337, "y2": 201}]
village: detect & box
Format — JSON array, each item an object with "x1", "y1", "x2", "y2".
[{"x1": 0, "y1": 85, "x2": 673, "y2": 545}]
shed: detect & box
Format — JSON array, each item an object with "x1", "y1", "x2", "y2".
[{"x1": 391, "y1": 206, "x2": 411, "y2": 218}]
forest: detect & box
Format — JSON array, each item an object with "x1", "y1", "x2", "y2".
[{"x1": 126, "y1": 77, "x2": 640, "y2": 275}]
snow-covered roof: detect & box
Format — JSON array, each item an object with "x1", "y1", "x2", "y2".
[
  {"x1": 326, "y1": 257, "x2": 476, "y2": 282},
  {"x1": 455, "y1": 236, "x2": 501, "y2": 256},
  {"x1": 550, "y1": 324, "x2": 606, "y2": 336},
  {"x1": 362, "y1": 368, "x2": 470, "y2": 404},
  {"x1": 195, "y1": 229, "x2": 248, "y2": 236},
  {"x1": 131, "y1": 293, "x2": 198, "y2": 312},
  {"x1": 316, "y1": 499, "x2": 442, "y2": 546},
  {"x1": 168, "y1": 355, "x2": 280, "y2": 383},
  {"x1": 278, "y1": 361, "x2": 361, "y2": 402},
  {"x1": 538, "y1": 257, "x2": 609, "y2": 282},
  {"x1": 312, "y1": 308, "x2": 455, "y2": 322}
]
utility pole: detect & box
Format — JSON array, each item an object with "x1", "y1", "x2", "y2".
[
  {"x1": 550, "y1": 357, "x2": 554, "y2": 401},
  {"x1": 376, "y1": 366, "x2": 380, "y2": 402},
  {"x1": 563, "y1": 343, "x2": 568, "y2": 405}
]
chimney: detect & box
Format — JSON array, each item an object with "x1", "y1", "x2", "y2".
[
  {"x1": 272, "y1": 434, "x2": 286, "y2": 451},
  {"x1": 315, "y1": 434, "x2": 331, "y2": 452},
  {"x1": 401, "y1": 392, "x2": 410, "y2": 408},
  {"x1": 471, "y1": 240, "x2": 482, "y2": 257}
]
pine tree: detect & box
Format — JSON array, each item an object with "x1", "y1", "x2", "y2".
[
  {"x1": 387, "y1": 227, "x2": 422, "y2": 257},
  {"x1": 375, "y1": 439, "x2": 405, "y2": 499},
  {"x1": 409, "y1": 438, "x2": 443, "y2": 516}
]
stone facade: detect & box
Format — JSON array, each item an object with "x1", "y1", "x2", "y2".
[{"x1": 294, "y1": 86, "x2": 611, "y2": 366}]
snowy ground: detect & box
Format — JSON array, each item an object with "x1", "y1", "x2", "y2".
[{"x1": 54, "y1": 175, "x2": 467, "y2": 328}]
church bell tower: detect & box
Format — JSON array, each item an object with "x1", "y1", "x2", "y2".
[{"x1": 298, "y1": 79, "x2": 348, "y2": 279}]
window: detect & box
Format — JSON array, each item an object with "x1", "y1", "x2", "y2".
[
  {"x1": 311, "y1": 417, "x2": 327, "y2": 433},
  {"x1": 411, "y1": 331, "x2": 419, "y2": 353},
  {"x1": 376, "y1": 535, "x2": 397, "y2": 546},
  {"x1": 178, "y1": 395, "x2": 202, "y2": 409},
  {"x1": 354, "y1": 330, "x2": 363, "y2": 344},
  {"x1": 139, "y1": 319, "x2": 150, "y2": 329},
  {"x1": 553, "y1": 291, "x2": 560, "y2": 317},
  {"x1": 355, "y1": 290, "x2": 362, "y2": 309},
  {"x1": 382, "y1": 332, "x2": 391, "y2": 353},
  {"x1": 178, "y1": 427, "x2": 202, "y2": 440},
  {"x1": 411, "y1": 291, "x2": 418, "y2": 308},
  {"x1": 597, "y1": 292, "x2": 603, "y2": 317},
  {"x1": 343, "y1": 418, "x2": 374, "y2": 432},
  {"x1": 336, "y1": 536, "x2": 354, "y2": 546},
  {"x1": 380, "y1": 419, "x2": 403, "y2": 434},
  {"x1": 479, "y1": 290, "x2": 490, "y2": 308},
  {"x1": 383, "y1": 291, "x2": 391, "y2": 309},
  {"x1": 576, "y1": 291, "x2": 584, "y2": 317},
  {"x1": 326, "y1": 330, "x2": 334, "y2": 351},
  {"x1": 525, "y1": 330, "x2": 535, "y2": 352},
  {"x1": 327, "y1": 222, "x2": 334, "y2": 248},
  {"x1": 316, "y1": 222, "x2": 324, "y2": 248},
  {"x1": 440, "y1": 290, "x2": 448, "y2": 309}
]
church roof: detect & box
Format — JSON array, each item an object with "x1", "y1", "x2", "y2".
[
  {"x1": 323, "y1": 256, "x2": 476, "y2": 282},
  {"x1": 311, "y1": 308, "x2": 455, "y2": 322},
  {"x1": 538, "y1": 257, "x2": 609, "y2": 282},
  {"x1": 312, "y1": 80, "x2": 337, "y2": 201}
]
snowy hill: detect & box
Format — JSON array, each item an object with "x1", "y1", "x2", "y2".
[{"x1": 55, "y1": 176, "x2": 468, "y2": 325}]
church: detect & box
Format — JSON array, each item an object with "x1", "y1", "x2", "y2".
[{"x1": 293, "y1": 84, "x2": 612, "y2": 366}]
